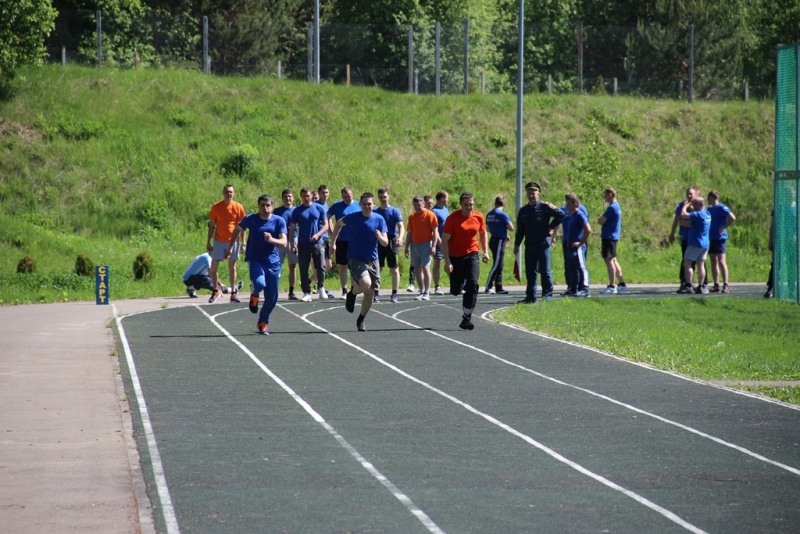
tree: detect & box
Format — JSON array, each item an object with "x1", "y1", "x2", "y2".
[{"x1": 0, "y1": 0, "x2": 57, "y2": 87}]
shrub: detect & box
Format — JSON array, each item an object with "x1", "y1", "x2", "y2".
[
  {"x1": 75, "y1": 253, "x2": 95, "y2": 277},
  {"x1": 592, "y1": 75, "x2": 608, "y2": 96},
  {"x1": 16, "y1": 256, "x2": 36, "y2": 274},
  {"x1": 220, "y1": 144, "x2": 259, "y2": 176},
  {"x1": 132, "y1": 251, "x2": 155, "y2": 281}
]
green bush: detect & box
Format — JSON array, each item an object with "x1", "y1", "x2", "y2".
[
  {"x1": 132, "y1": 251, "x2": 155, "y2": 281},
  {"x1": 220, "y1": 144, "x2": 259, "y2": 176},
  {"x1": 16, "y1": 255, "x2": 36, "y2": 274},
  {"x1": 75, "y1": 253, "x2": 95, "y2": 277}
]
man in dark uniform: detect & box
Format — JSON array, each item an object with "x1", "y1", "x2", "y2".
[{"x1": 513, "y1": 181, "x2": 565, "y2": 303}]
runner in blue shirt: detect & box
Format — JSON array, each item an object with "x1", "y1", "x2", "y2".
[
  {"x1": 430, "y1": 191, "x2": 450, "y2": 295},
  {"x1": 484, "y1": 195, "x2": 514, "y2": 294},
  {"x1": 327, "y1": 187, "x2": 361, "y2": 298},
  {"x1": 289, "y1": 188, "x2": 330, "y2": 302},
  {"x1": 226, "y1": 194, "x2": 287, "y2": 335},
  {"x1": 556, "y1": 200, "x2": 588, "y2": 296},
  {"x1": 670, "y1": 187, "x2": 707, "y2": 292},
  {"x1": 315, "y1": 184, "x2": 334, "y2": 297},
  {"x1": 375, "y1": 187, "x2": 405, "y2": 303},
  {"x1": 597, "y1": 187, "x2": 628, "y2": 294},
  {"x1": 273, "y1": 189, "x2": 299, "y2": 300},
  {"x1": 707, "y1": 190, "x2": 736, "y2": 293},
  {"x1": 330, "y1": 192, "x2": 389, "y2": 332},
  {"x1": 679, "y1": 196, "x2": 711, "y2": 294}
]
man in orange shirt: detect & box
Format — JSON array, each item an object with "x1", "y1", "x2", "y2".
[
  {"x1": 207, "y1": 184, "x2": 246, "y2": 303},
  {"x1": 404, "y1": 196, "x2": 439, "y2": 300},
  {"x1": 442, "y1": 192, "x2": 490, "y2": 330}
]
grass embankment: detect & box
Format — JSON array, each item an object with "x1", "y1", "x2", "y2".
[
  {"x1": 0, "y1": 65, "x2": 775, "y2": 304},
  {"x1": 495, "y1": 298, "x2": 800, "y2": 405}
]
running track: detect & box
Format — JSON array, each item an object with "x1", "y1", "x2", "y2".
[{"x1": 115, "y1": 292, "x2": 800, "y2": 533}]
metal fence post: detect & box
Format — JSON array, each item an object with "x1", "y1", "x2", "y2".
[
  {"x1": 464, "y1": 18, "x2": 469, "y2": 94},
  {"x1": 688, "y1": 24, "x2": 694, "y2": 102},
  {"x1": 408, "y1": 26, "x2": 414, "y2": 94},
  {"x1": 96, "y1": 10, "x2": 102, "y2": 67},
  {"x1": 307, "y1": 23, "x2": 313, "y2": 82},
  {"x1": 314, "y1": 0, "x2": 320, "y2": 83},
  {"x1": 203, "y1": 16, "x2": 209, "y2": 75},
  {"x1": 435, "y1": 22, "x2": 441, "y2": 96},
  {"x1": 62, "y1": 46, "x2": 66, "y2": 67}
]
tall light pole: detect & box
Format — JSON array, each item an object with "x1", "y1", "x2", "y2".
[{"x1": 515, "y1": 0, "x2": 525, "y2": 270}]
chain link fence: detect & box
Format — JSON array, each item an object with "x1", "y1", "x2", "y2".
[{"x1": 45, "y1": 9, "x2": 767, "y2": 100}]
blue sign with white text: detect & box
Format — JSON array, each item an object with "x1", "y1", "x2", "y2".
[{"x1": 95, "y1": 265, "x2": 109, "y2": 305}]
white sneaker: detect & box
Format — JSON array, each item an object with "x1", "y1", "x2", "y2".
[
  {"x1": 414, "y1": 293, "x2": 424, "y2": 300},
  {"x1": 407, "y1": 284, "x2": 416, "y2": 292},
  {"x1": 319, "y1": 289, "x2": 329, "y2": 299},
  {"x1": 421, "y1": 292, "x2": 430, "y2": 301},
  {"x1": 301, "y1": 293, "x2": 313, "y2": 302},
  {"x1": 485, "y1": 288, "x2": 496, "y2": 294},
  {"x1": 434, "y1": 286, "x2": 444, "y2": 295},
  {"x1": 617, "y1": 285, "x2": 629, "y2": 293},
  {"x1": 600, "y1": 286, "x2": 617, "y2": 294},
  {"x1": 576, "y1": 289, "x2": 591, "y2": 298}
]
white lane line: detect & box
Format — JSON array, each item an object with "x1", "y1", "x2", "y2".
[
  {"x1": 199, "y1": 306, "x2": 444, "y2": 534},
  {"x1": 114, "y1": 305, "x2": 181, "y2": 534},
  {"x1": 378, "y1": 307, "x2": 800, "y2": 478},
  {"x1": 288, "y1": 307, "x2": 706, "y2": 533}
]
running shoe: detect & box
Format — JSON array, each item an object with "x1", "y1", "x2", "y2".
[
  {"x1": 495, "y1": 288, "x2": 509, "y2": 295},
  {"x1": 208, "y1": 289, "x2": 222, "y2": 303},
  {"x1": 414, "y1": 293, "x2": 425, "y2": 300},
  {"x1": 710, "y1": 283, "x2": 721, "y2": 293},
  {"x1": 390, "y1": 294, "x2": 398, "y2": 303},
  {"x1": 319, "y1": 289, "x2": 329, "y2": 300},
  {"x1": 257, "y1": 322, "x2": 269, "y2": 335},
  {"x1": 236, "y1": 281, "x2": 244, "y2": 293},
  {"x1": 459, "y1": 314, "x2": 475, "y2": 330},
  {"x1": 544, "y1": 294, "x2": 553, "y2": 301},
  {"x1": 600, "y1": 286, "x2": 617, "y2": 294},
  {"x1": 406, "y1": 284, "x2": 415, "y2": 292},
  {"x1": 345, "y1": 291, "x2": 356, "y2": 313},
  {"x1": 373, "y1": 292, "x2": 380, "y2": 303},
  {"x1": 700, "y1": 285, "x2": 709, "y2": 294},
  {"x1": 340, "y1": 290, "x2": 348, "y2": 299},
  {"x1": 301, "y1": 293, "x2": 313, "y2": 302},
  {"x1": 484, "y1": 288, "x2": 495, "y2": 294},
  {"x1": 677, "y1": 285, "x2": 693, "y2": 294},
  {"x1": 187, "y1": 288, "x2": 197, "y2": 298},
  {"x1": 764, "y1": 288, "x2": 774, "y2": 298},
  {"x1": 576, "y1": 289, "x2": 591, "y2": 298},
  {"x1": 518, "y1": 297, "x2": 537, "y2": 304},
  {"x1": 561, "y1": 290, "x2": 574, "y2": 297},
  {"x1": 326, "y1": 290, "x2": 335, "y2": 299},
  {"x1": 230, "y1": 292, "x2": 241, "y2": 303},
  {"x1": 616, "y1": 284, "x2": 629, "y2": 293},
  {"x1": 356, "y1": 318, "x2": 366, "y2": 332},
  {"x1": 434, "y1": 286, "x2": 444, "y2": 296},
  {"x1": 249, "y1": 294, "x2": 259, "y2": 313},
  {"x1": 220, "y1": 284, "x2": 229, "y2": 295},
  {"x1": 421, "y1": 293, "x2": 430, "y2": 301},
  {"x1": 288, "y1": 292, "x2": 299, "y2": 301},
  {"x1": 722, "y1": 284, "x2": 730, "y2": 294}
]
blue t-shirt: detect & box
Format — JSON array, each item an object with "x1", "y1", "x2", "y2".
[
  {"x1": 485, "y1": 208, "x2": 512, "y2": 239},
  {"x1": 687, "y1": 210, "x2": 711, "y2": 249},
  {"x1": 240, "y1": 214, "x2": 286, "y2": 267},
  {"x1": 183, "y1": 253, "x2": 212, "y2": 280},
  {"x1": 290, "y1": 203, "x2": 327, "y2": 245},
  {"x1": 566, "y1": 209, "x2": 590, "y2": 243},
  {"x1": 675, "y1": 202, "x2": 690, "y2": 240},
  {"x1": 328, "y1": 200, "x2": 360, "y2": 241},
  {"x1": 343, "y1": 211, "x2": 388, "y2": 261},
  {"x1": 561, "y1": 204, "x2": 589, "y2": 241},
  {"x1": 708, "y1": 203, "x2": 732, "y2": 241},
  {"x1": 273, "y1": 205, "x2": 295, "y2": 242},
  {"x1": 601, "y1": 200, "x2": 622, "y2": 240},
  {"x1": 431, "y1": 205, "x2": 449, "y2": 235},
  {"x1": 375, "y1": 205, "x2": 403, "y2": 237},
  {"x1": 316, "y1": 201, "x2": 329, "y2": 239}
]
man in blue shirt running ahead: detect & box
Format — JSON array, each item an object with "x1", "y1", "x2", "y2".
[{"x1": 330, "y1": 192, "x2": 389, "y2": 332}]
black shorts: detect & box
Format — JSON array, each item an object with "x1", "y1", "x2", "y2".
[
  {"x1": 335, "y1": 240, "x2": 349, "y2": 265},
  {"x1": 601, "y1": 238, "x2": 618, "y2": 259},
  {"x1": 378, "y1": 237, "x2": 399, "y2": 269}
]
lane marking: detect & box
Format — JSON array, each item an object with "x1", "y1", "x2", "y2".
[
  {"x1": 287, "y1": 306, "x2": 706, "y2": 533},
  {"x1": 376, "y1": 306, "x2": 800, "y2": 478},
  {"x1": 200, "y1": 306, "x2": 444, "y2": 534},
  {"x1": 114, "y1": 306, "x2": 181, "y2": 534}
]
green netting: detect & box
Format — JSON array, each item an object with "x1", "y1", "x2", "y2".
[{"x1": 774, "y1": 45, "x2": 800, "y2": 303}]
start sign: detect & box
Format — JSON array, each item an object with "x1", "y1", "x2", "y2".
[{"x1": 96, "y1": 265, "x2": 110, "y2": 305}]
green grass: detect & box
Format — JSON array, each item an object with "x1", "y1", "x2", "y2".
[
  {"x1": 0, "y1": 65, "x2": 776, "y2": 304},
  {"x1": 495, "y1": 297, "x2": 800, "y2": 404}
]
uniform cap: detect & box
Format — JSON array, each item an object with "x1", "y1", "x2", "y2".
[{"x1": 524, "y1": 181, "x2": 541, "y2": 192}]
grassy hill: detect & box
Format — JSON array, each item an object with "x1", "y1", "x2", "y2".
[{"x1": 0, "y1": 65, "x2": 775, "y2": 304}]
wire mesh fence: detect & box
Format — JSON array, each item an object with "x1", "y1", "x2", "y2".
[{"x1": 44, "y1": 9, "x2": 768, "y2": 100}]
